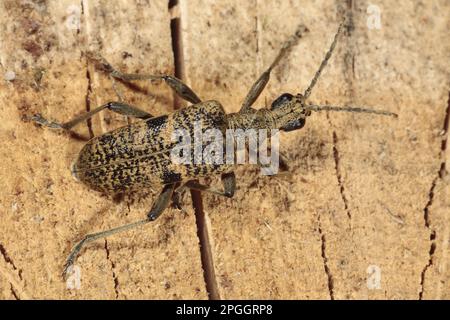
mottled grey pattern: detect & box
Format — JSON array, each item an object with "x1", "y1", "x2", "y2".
[{"x1": 71, "y1": 101, "x2": 233, "y2": 193}]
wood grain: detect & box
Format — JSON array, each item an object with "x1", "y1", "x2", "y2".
[{"x1": 0, "y1": 0, "x2": 448, "y2": 299}]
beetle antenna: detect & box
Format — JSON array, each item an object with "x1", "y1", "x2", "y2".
[
  {"x1": 303, "y1": 20, "x2": 345, "y2": 100},
  {"x1": 305, "y1": 104, "x2": 398, "y2": 117}
]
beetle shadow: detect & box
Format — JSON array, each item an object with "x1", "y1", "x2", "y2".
[
  {"x1": 67, "y1": 131, "x2": 91, "y2": 142},
  {"x1": 286, "y1": 132, "x2": 329, "y2": 171},
  {"x1": 65, "y1": 204, "x2": 113, "y2": 247}
]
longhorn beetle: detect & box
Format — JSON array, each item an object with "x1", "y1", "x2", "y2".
[{"x1": 31, "y1": 20, "x2": 397, "y2": 278}]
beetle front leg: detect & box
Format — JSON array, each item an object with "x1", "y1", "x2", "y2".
[
  {"x1": 63, "y1": 184, "x2": 175, "y2": 278},
  {"x1": 239, "y1": 24, "x2": 308, "y2": 113},
  {"x1": 31, "y1": 101, "x2": 153, "y2": 132},
  {"x1": 87, "y1": 51, "x2": 201, "y2": 104}
]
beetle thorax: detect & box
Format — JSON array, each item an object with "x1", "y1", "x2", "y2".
[
  {"x1": 226, "y1": 95, "x2": 308, "y2": 131},
  {"x1": 227, "y1": 109, "x2": 276, "y2": 130}
]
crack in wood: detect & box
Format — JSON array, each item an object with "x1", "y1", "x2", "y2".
[
  {"x1": 438, "y1": 92, "x2": 450, "y2": 179},
  {"x1": 80, "y1": 0, "x2": 94, "y2": 139},
  {"x1": 419, "y1": 92, "x2": 450, "y2": 299},
  {"x1": 190, "y1": 190, "x2": 220, "y2": 300},
  {"x1": 84, "y1": 67, "x2": 94, "y2": 139},
  {"x1": 168, "y1": 0, "x2": 220, "y2": 300},
  {"x1": 328, "y1": 0, "x2": 357, "y2": 222},
  {"x1": 104, "y1": 239, "x2": 120, "y2": 299},
  {"x1": 419, "y1": 171, "x2": 438, "y2": 300},
  {"x1": 10, "y1": 285, "x2": 20, "y2": 300},
  {"x1": 0, "y1": 243, "x2": 20, "y2": 278},
  {"x1": 80, "y1": 1, "x2": 119, "y2": 298},
  {"x1": 332, "y1": 131, "x2": 352, "y2": 219},
  {"x1": 0, "y1": 243, "x2": 24, "y2": 299},
  {"x1": 317, "y1": 214, "x2": 334, "y2": 300},
  {"x1": 344, "y1": 0, "x2": 356, "y2": 81}
]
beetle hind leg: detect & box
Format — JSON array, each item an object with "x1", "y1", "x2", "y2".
[
  {"x1": 62, "y1": 218, "x2": 150, "y2": 279},
  {"x1": 147, "y1": 184, "x2": 176, "y2": 220},
  {"x1": 62, "y1": 184, "x2": 175, "y2": 279}
]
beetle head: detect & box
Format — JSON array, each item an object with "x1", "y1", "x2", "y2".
[{"x1": 271, "y1": 93, "x2": 311, "y2": 132}]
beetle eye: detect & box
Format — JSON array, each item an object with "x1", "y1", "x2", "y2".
[
  {"x1": 281, "y1": 118, "x2": 306, "y2": 131},
  {"x1": 271, "y1": 93, "x2": 294, "y2": 110}
]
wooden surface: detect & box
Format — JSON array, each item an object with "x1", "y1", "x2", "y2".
[{"x1": 0, "y1": 0, "x2": 449, "y2": 299}]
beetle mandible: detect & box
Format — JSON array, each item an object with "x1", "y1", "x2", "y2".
[{"x1": 31, "y1": 20, "x2": 397, "y2": 277}]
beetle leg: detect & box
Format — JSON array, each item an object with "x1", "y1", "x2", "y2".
[
  {"x1": 62, "y1": 184, "x2": 175, "y2": 279},
  {"x1": 170, "y1": 186, "x2": 191, "y2": 218},
  {"x1": 62, "y1": 218, "x2": 149, "y2": 279},
  {"x1": 116, "y1": 73, "x2": 201, "y2": 105},
  {"x1": 147, "y1": 184, "x2": 176, "y2": 220},
  {"x1": 104, "y1": 101, "x2": 153, "y2": 119},
  {"x1": 221, "y1": 172, "x2": 236, "y2": 197},
  {"x1": 31, "y1": 101, "x2": 153, "y2": 132},
  {"x1": 184, "y1": 172, "x2": 236, "y2": 198},
  {"x1": 239, "y1": 24, "x2": 308, "y2": 113},
  {"x1": 161, "y1": 75, "x2": 201, "y2": 104},
  {"x1": 171, "y1": 182, "x2": 188, "y2": 210},
  {"x1": 87, "y1": 51, "x2": 201, "y2": 104}
]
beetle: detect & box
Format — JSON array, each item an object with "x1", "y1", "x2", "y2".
[{"x1": 31, "y1": 20, "x2": 397, "y2": 277}]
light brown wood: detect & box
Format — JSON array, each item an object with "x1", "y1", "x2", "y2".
[{"x1": 0, "y1": 0, "x2": 448, "y2": 299}]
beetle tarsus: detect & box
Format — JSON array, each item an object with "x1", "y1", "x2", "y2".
[{"x1": 30, "y1": 114, "x2": 64, "y2": 129}]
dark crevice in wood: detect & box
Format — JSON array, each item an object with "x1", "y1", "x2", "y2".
[
  {"x1": 0, "y1": 243, "x2": 22, "y2": 280},
  {"x1": 84, "y1": 67, "x2": 94, "y2": 139},
  {"x1": 344, "y1": 0, "x2": 356, "y2": 82},
  {"x1": 168, "y1": 0, "x2": 178, "y2": 10},
  {"x1": 0, "y1": 244, "x2": 17, "y2": 272},
  {"x1": 10, "y1": 285, "x2": 20, "y2": 300},
  {"x1": 439, "y1": 92, "x2": 450, "y2": 178},
  {"x1": 190, "y1": 190, "x2": 220, "y2": 300},
  {"x1": 317, "y1": 214, "x2": 334, "y2": 300},
  {"x1": 168, "y1": 0, "x2": 220, "y2": 300},
  {"x1": 104, "y1": 239, "x2": 120, "y2": 299},
  {"x1": 332, "y1": 132, "x2": 352, "y2": 219},
  {"x1": 0, "y1": 243, "x2": 22, "y2": 299},
  {"x1": 170, "y1": 17, "x2": 184, "y2": 110},
  {"x1": 419, "y1": 92, "x2": 450, "y2": 299},
  {"x1": 330, "y1": 0, "x2": 356, "y2": 222},
  {"x1": 81, "y1": 0, "x2": 93, "y2": 138},
  {"x1": 419, "y1": 176, "x2": 437, "y2": 300}
]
